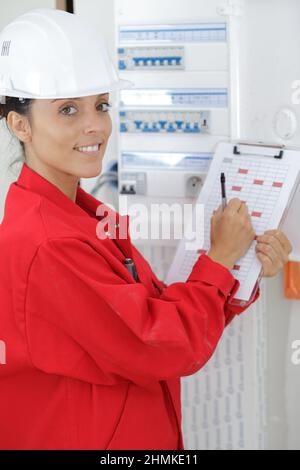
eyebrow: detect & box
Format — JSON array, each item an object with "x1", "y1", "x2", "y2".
[{"x1": 51, "y1": 94, "x2": 109, "y2": 103}]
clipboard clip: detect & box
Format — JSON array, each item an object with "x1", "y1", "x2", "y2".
[{"x1": 233, "y1": 142, "x2": 285, "y2": 159}]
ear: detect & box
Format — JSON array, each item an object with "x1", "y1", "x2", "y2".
[{"x1": 7, "y1": 111, "x2": 32, "y2": 144}]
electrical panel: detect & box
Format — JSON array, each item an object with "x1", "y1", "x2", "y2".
[{"x1": 115, "y1": 3, "x2": 230, "y2": 211}]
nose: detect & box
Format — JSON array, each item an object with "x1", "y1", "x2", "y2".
[{"x1": 83, "y1": 109, "x2": 111, "y2": 136}]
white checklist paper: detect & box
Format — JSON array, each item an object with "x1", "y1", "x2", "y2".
[{"x1": 165, "y1": 143, "x2": 300, "y2": 302}]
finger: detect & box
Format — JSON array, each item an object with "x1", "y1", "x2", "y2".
[
  {"x1": 256, "y1": 252, "x2": 274, "y2": 277},
  {"x1": 211, "y1": 210, "x2": 221, "y2": 234},
  {"x1": 264, "y1": 230, "x2": 293, "y2": 255},
  {"x1": 238, "y1": 203, "x2": 254, "y2": 231},
  {"x1": 255, "y1": 234, "x2": 289, "y2": 264},
  {"x1": 265, "y1": 230, "x2": 292, "y2": 253},
  {"x1": 256, "y1": 241, "x2": 277, "y2": 262},
  {"x1": 238, "y1": 202, "x2": 249, "y2": 215},
  {"x1": 212, "y1": 205, "x2": 223, "y2": 221},
  {"x1": 226, "y1": 198, "x2": 243, "y2": 213},
  {"x1": 256, "y1": 242, "x2": 284, "y2": 270},
  {"x1": 256, "y1": 250, "x2": 281, "y2": 278},
  {"x1": 214, "y1": 204, "x2": 222, "y2": 213}
]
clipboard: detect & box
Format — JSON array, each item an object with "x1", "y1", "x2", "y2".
[{"x1": 165, "y1": 141, "x2": 300, "y2": 306}]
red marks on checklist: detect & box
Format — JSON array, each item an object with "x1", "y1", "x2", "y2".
[
  {"x1": 254, "y1": 179, "x2": 264, "y2": 185},
  {"x1": 238, "y1": 169, "x2": 248, "y2": 175},
  {"x1": 251, "y1": 211, "x2": 262, "y2": 218},
  {"x1": 273, "y1": 182, "x2": 283, "y2": 188},
  {"x1": 233, "y1": 265, "x2": 241, "y2": 271},
  {"x1": 232, "y1": 186, "x2": 242, "y2": 192}
]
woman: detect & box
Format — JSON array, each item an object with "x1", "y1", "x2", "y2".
[{"x1": 0, "y1": 9, "x2": 292, "y2": 450}]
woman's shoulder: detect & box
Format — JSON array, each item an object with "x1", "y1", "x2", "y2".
[
  {"x1": 1, "y1": 180, "x2": 88, "y2": 247},
  {"x1": 1, "y1": 183, "x2": 46, "y2": 242},
  {"x1": 0, "y1": 183, "x2": 77, "y2": 267},
  {"x1": 0, "y1": 181, "x2": 109, "y2": 279}
]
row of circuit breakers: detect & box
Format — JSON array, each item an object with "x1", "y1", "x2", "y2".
[
  {"x1": 119, "y1": 87, "x2": 227, "y2": 135},
  {"x1": 117, "y1": 23, "x2": 228, "y2": 196},
  {"x1": 117, "y1": 23, "x2": 228, "y2": 135}
]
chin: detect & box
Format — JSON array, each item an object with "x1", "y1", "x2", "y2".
[{"x1": 78, "y1": 162, "x2": 103, "y2": 179}]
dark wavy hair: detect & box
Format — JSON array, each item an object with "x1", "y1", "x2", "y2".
[{"x1": 0, "y1": 97, "x2": 33, "y2": 152}]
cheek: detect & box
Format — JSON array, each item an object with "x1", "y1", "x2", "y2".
[
  {"x1": 48, "y1": 121, "x2": 78, "y2": 151},
  {"x1": 32, "y1": 114, "x2": 112, "y2": 152},
  {"x1": 34, "y1": 119, "x2": 74, "y2": 146},
  {"x1": 105, "y1": 114, "x2": 113, "y2": 138}
]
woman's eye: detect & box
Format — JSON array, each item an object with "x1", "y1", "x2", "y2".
[
  {"x1": 98, "y1": 103, "x2": 111, "y2": 112},
  {"x1": 60, "y1": 103, "x2": 111, "y2": 116},
  {"x1": 60, "y1": 105, "x2": 77, "y2": 115}
]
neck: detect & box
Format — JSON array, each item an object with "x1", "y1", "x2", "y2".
[{"x1": 25, "y1": 159, "x2": 80, "y2": 202}]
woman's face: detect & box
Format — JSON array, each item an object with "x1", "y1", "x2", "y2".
[{"x1": 24, "y1": 93, "x2": 112, "y2": 179}]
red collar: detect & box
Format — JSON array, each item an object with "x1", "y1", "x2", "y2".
[
  {"x1": 16, "y1": 162, "x2": 104, "y2": 219},
  {"x1": 15, "y1": 163, "x2": 131, "y2": 255}
]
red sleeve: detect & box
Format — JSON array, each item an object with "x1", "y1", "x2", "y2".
[
  {"x1": 224, "y1": 286, "x2": 260, "y2": 326},
  {"x1": 186, "y1": 254, "x2": 258, "y2": 327},
  {"x1": 150, "y1": 254, "x2": 260, "y2": 328},
  {"x1": 25, "y1": 239, "x2": 257, "y2": 387}
]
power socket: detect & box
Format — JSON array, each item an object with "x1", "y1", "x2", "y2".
[{"x1": 185, "y1": 175, "x2": 203, "y2": 198}]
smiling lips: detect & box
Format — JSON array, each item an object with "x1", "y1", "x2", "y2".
[{"x1": 75, "y1": 143, "x2": 102, "y2": 155}]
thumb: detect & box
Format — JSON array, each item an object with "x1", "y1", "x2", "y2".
[{"x1": 212, "y1": 204, "x2": 223, "y2": 219}]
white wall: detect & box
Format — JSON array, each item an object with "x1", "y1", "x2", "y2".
[
  {"x1": 240, "y1": 0, "x2": 300, "y2": 146},
  {"x1": 0, "y1": 0, "x2": 56, "y2": 29},
  {"x1": 240, "y1": 0, "x2": 300, "y2": 450}
]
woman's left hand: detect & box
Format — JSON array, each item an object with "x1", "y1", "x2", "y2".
[{"x1": 255, "y1": 230, "x2": 293, "y2": 278}]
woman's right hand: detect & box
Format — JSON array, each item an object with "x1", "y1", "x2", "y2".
[{"x1": 207, "y1": 198, "x2": 256, "y2": 270}]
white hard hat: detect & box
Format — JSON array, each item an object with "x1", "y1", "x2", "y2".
[{"x1": 0, "y1": 8, "x2": 133, "y2": 104}]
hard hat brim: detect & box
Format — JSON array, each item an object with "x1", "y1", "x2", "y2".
[{"x1": 0, "y1": 79, "x2": 134, "y2": 102}]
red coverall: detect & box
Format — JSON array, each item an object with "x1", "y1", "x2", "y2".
[{"x1": 0, "y1": 163, "x2": 259, "y2": 450}]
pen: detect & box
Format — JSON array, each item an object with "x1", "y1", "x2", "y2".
[
  {"x1": 220, "y1": 172, "x2": 227, "y2": 211},
  {"x1": 124, "y1": 258, "x2": 139, "y2": 282}
]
